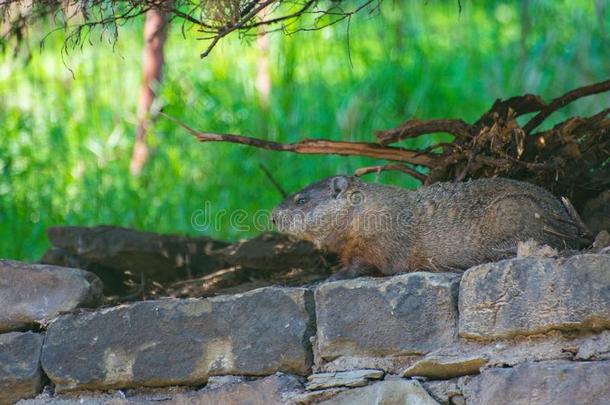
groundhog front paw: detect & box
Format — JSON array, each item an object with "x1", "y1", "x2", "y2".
[
  {"x1": 325, "y1": 268, "x2": 360, "y2": 282},
  {"x1": 325, "y1": 264, "x2": 380, "y2": 282}
]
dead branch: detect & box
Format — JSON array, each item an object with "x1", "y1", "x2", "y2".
[
  {"x1": 560, "y1": 197, "x2": 593, "y2": 240},
  {"x1": 376, "y1": 119, "x2": 472, "y2": 145},
  {"x1": 531, "y1": 108, "x2": 610, "y2": 150},
  {"x1": 160, "y1": 111, "x2": 438, "y2": 166},
  {"x1": 523, "y1": 79, "x2": 610, "y2": 134},
  {"x1": 474, "y1": 94, "x2": 545, "y2": 129},
  {"x1": 354, "y1": 164, "x2": 426, "y2": 182},
  {"x1": 376, "y1": 95, "x2": 548, "y2": 145}
]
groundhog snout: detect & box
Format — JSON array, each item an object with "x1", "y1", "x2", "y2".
[
  {"x1": 272, "y1": 207, "x2": 302, "y2": 234},
  {"x1": 271, "y1": 209, "x2": 278, "y2": 226},
  {"x1": 271, "y1": 208, "x2": 284, "y2": 230}
]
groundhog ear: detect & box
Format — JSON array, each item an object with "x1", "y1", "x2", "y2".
[{"x1": 330, "y1": 176, "x2": 349, "y2": 198}]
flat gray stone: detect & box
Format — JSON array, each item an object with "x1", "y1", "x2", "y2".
[
  {"x1": 0, "y1": 260, "x2": 103, "y2": 333},
  {"x1": 402, "y1": 353, "x2": 487, "y2": 379},
  {"x1": 459, "y1": 254, "x2": 610, "y2": 339},
  {"x1": 316, "y1": 379, "x2": 440, "y2": 405},
  {"x1": 18, "y1": 374, "x2": 303, "y2": 405},
  {"x1": 306, "y1": 369, "x2": 384, "y2": 390},
  {"x1": 204, "y1": 375, "x2": 248, "y2": 389},
  {"x1": 188, "y1": 373, "x2": 303, "y2": 405},
  {"x1": 404, "y1": 329, "x2": 610, "y2": 380},
  {"x1": 315, "y1": 354, "x2": 421, "y2": 375},
  {"x1": 41, "y1": 287, "x2": 315, "y2": 391},
  {"x1": 315, "y1": 273, "x2": 459, "y2": 362},
  {"x1": 290, "y1": 387, "x2": 350, "y2": 405},
  {"x1": 0, "y1": 332, "x2": 44, "y2": 404},
  {"x1": 462, "y1": 360, "x2": 610, "y2": 405}
]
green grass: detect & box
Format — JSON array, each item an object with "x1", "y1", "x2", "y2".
[{"x1": 1, "y1": 0, "x2": 609, "y2": 260}]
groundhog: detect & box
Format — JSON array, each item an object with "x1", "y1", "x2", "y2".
[{"x1": 271, "y1": 176, "x2": 581, "y2": 277}]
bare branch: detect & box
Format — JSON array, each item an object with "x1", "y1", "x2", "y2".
[
  {"x1": 239, "y1": 0, "x2": 316, "y2": 30},
  {"x1": 160, "y1": 111, "x2": 438, "y2": 166},
  {"x1": 376, "y1": 118, "x2": 473, "y2": 144},
  {"x1": 354, "y1": 164, "x2": 426, "y2": 182},
  {"x1": 523, "y1": 79, "x2": 610, "y2": 134},
  {"x1": 199, "y1": 0, "x2": 276, "y2": 58},
  {"x1": 474, "y1": 94, "x2": 546, "y2": 129}
]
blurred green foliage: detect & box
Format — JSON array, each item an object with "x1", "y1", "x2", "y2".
[{"x1": 1, "y1": 0, "x2": 609, "y2": 260}]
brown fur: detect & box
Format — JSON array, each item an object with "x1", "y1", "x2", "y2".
[{"x1": 272, "y1": 176, "x2": 581, "y2": 276}]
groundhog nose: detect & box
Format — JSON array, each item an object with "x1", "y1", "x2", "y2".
[{"x1": 271, "y1": 209, "x2": 278, "y2": 226}]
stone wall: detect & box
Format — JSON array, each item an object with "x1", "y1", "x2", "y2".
[{"x1": 1, "y1": 254, "x2": 610, "y2": 404}]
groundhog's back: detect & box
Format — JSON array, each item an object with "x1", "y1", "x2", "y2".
[{"x1": 382, "y1": 178, "x2": 578, "y2": 272}]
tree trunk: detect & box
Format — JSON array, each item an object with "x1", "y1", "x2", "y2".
[
  {"x1": 256, "y1": 32, "x2": 271, "y2": 108},
  {"x1": 130, "y1": 5, "x2": 170, "y2": 176},
  {"x1": 255, "y1": 10, "x2": 272, "y2": 110}
]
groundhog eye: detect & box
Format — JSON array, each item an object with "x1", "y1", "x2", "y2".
[{"x1": 296, "y1": 197, "x2": 307, "y2": 206}]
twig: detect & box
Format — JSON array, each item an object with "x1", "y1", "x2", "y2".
[
  {"x1": 199, "y1": 0, "x2": 276, "y2": 58},
  {"x1": 455, "y1": 149, "x2": 477, "y2": 181},
  {"x1": 259, "y1": 163, "x2": 288, "y2": 197},
  {"x1": 354, "y1": 164, "x2": 426, "y2": 182},
  {"x1": 376, "y1": 118, "x2": 472, "y2": 144},
  {"x1": 560, "y1": 197, "x2": 593, "y2": 239},
  {"x1": 160, "y1": 112, "x2": 438, "y2": 166},
  {"x1": 290, "y1": 0, "x2": 376, "y2": 34},
  {"x1": 240, "y1": 0, "x2": 316, "y2": 29},
  {"x1": 523, "y1": 79, "x2": 610, "y2": 134}
]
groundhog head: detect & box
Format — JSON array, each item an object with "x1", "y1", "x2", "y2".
[{"x1": 272, "y1": 175, "x2": 365, "y2": 250}]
